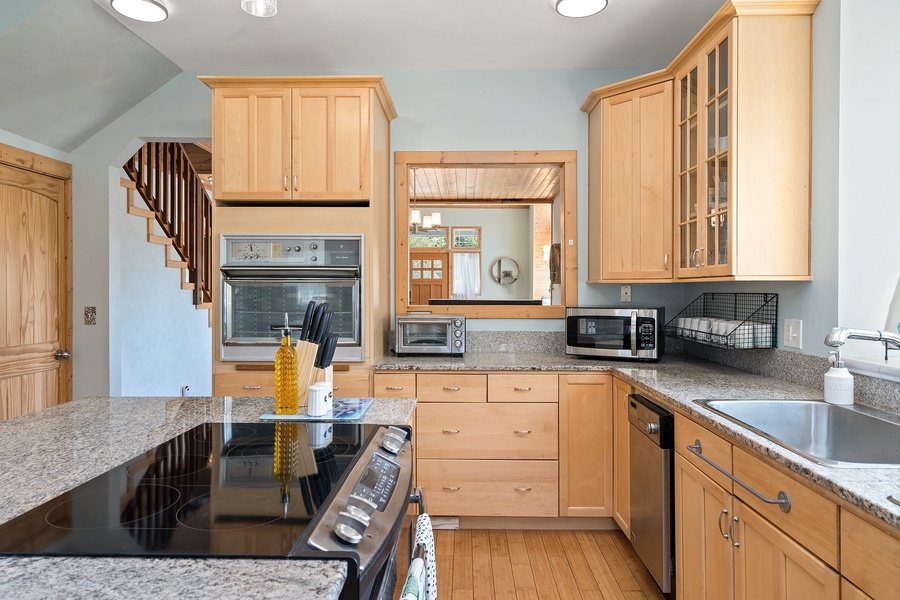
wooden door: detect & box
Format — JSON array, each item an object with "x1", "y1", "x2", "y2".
[
  {"x1": 212, "y1": 87, "x2": 291, "y2": 201},
  {"x1": 612, "y1": 377, "x2": 633, "y2": 535},
  {"x1": 409, "y1": 251, "x2": 448, "y2": 305},
  {"x1": 599, "y1": 81, "x2": 673, "y2": 281},
  {"x1": 558, "y1": 373, "x2": 613, "y2": 517},
  {"x1": 675, "y1": 454, "x2": 734, "y2": 600},
  {"x1": 0, "y1": 158, "x2": 71, "y2": 420},
  {"x1": 733, "y1": 500, "x2": 840, "y2": 599},
  {"x1": 292, "y1": 88, "x2": 369, "y2": 201}
]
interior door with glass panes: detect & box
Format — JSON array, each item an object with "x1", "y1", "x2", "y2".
[
  {"x1": 409, "y1": 251, "x2": 448, "y2": 305},
  {"x1": 675, "y1": 23, "x2": 732, "y2": 278}
]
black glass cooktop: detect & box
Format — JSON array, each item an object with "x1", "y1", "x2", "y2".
[{"x1": 0, "y1": 422, "x2": 376, "y2": 558}]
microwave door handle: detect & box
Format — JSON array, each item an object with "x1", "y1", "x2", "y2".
[{"x1": 630, "y1": 311, "x2": 638, "y2": 356}]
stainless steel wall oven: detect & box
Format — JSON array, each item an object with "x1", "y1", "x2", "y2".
[{"x1": 221, "y1": 234, "x2": 364, "y2": 362}]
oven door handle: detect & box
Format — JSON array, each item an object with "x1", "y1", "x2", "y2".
[
  {"x1": 221, "y1": 265, "x2": 360, "y2": 279},
  {"x1": 223, "y1": 277, "x2": 360, "y2": 286},
  {"x1": 630, "y1": 311, "x2": 638, "y2": 356}
]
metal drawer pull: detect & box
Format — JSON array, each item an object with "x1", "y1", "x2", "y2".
[
  {"x1": 729, "y1": 516, "x2": 740, "y2": 548},
  {"x1": 718, "y1": 508, "x2": 730, "y2": 539},
  {"x1": 385, "y1": 386, "x2": 404, "y2": 390},
  {"x1": 443, "y1": 486, "x2": 460, "y2": 491},
  {"x1": 293, "y1": 175, "x2": 298, "y2": 191},
  {"x1": 442, "y1": 429, "x2": 460, "y2": 434},
  {"x1": 687, "y1": 440, "x2": 791, "y2": 513},
  {"x1": 515, "y1": 486, "x2": 532, "y2": 492},
  {"x1": 514, "y1": 429, "x2": 532, "y2": 435},
  {"x1": 283, "y1": 175, "x2": 288, "y2": 191},
  {"x1": 513, "y1": 387, "x2": 532, "y2": 392},
  {"x1": 243, "y1": 385, "x2": 262, "y2": 390},
  {"x1": 443, "y1": 386, "x2": 460, "y2": 391},
  {"x1": 664, "y1": 253, "x2": 670, "y2": 270}
]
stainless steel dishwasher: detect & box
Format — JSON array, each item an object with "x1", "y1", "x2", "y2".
[{"x1": 628, "y1": 393, "x2": 674, "y2": 595}]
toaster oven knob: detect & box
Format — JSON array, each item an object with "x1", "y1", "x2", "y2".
[
  {"x1": 454, "y1": 319, "x2": 463, "y2": 327},
  {"x1": 454, "y1": 330, "x2": 462, "y2": 338},
  {"x1": 454, "y1": 340, "x2": 463, "y2": 348}
]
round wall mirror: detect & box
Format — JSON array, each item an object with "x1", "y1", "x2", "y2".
[{"x1": 490, "y1": 257, "x2": 520, "y2": 286}]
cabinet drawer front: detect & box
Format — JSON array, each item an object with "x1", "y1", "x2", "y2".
[
  {"x1": 675, "y1": 414, "x2": 733, "y2": 492},
  {"x1": 416, "y1": 374, "x2": 487, "y2": 403},
  {"x1": 488, "y1": 373, "x2": 558, "y2": 402},
  {"x1": 841, "y1": 509, "x2": 900, "y2": 599},
  {"x1": 417, "y1": 403, "x2": 558, "y2": 459},
  {"x1": 213, "y1": 372, "x2": 275, "y2": 396},
  {"x1": 732, "y1": 448, "x2": 838, "y2": 568},
  {"x1": 372, "y1": 373, "x2": 417, "y2": 398},
  {"x1": 332, "y1": 372, "x2": 370, "y2": 397},
  {"x1": 417, "y1": 459, "x2": 558, "y2": 517}
]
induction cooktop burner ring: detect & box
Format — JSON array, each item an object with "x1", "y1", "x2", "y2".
[
  {"x1": 126, "y1": 454, "x2": 212, "y2": 482},
  {"x1": 43, "y1": 485, "x2": 182, "y2": 531}
]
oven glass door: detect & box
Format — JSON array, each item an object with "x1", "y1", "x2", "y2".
[
  {"x1": 400, "y1": 321, "x2": 451, "y2": 350},
  {"x1": 223, "y1": 277, "x2": 360, "y2": 361},
  {"x1": 566, "y1": 316, "x2": 632, "y2": 351}
]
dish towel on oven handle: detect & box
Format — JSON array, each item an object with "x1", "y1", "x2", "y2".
[{"x1": 415, "y1": 513, "x2": 437, "y2": 600}]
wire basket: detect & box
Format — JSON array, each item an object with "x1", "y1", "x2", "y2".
[{"x1": 665, "y1": 293, "x2": 778, "y2": 349}]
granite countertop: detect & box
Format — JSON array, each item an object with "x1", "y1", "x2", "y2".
[
  {"x1": 376, "y1": 352, "x2": 900, "y2": 531},
  {"x1": 0, "y1": 395, "x2": 416, "y2": 599}
]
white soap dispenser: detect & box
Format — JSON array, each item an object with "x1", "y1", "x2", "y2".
[{"x1": 824, "y1": 350, "x2": 854, "y2": 405}]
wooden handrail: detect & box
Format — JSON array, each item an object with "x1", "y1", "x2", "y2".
[{"x1": 123, "y1": 142, "x2": 213, "y2": 307}]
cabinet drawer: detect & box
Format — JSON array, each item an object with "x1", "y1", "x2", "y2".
[
  {"x1": 332, "y1": 371, "x2": 370, "y2": 397},
  {"x1": 732, "y1": 447, "x2": 838, "y2": 568},
  {"x1": 213, "y1": 372, "x2": 275, "y2": 396},
  {"x1": 372, "y1": 373, "x2": 416, "y2": 398},
  {"x1": 417, "y1": 403, "x2": 558, "y2": 459},
  {"x1": 416, "y1": 374, "x2": 487, "y2": 403},
  {"x1": 488, "y1": 373, "x2": 558, "y2": 403},
  {"x1": 675, "y1": 414, "x2": 733, "y2": 492},
  {"x1": 841, "y1": 509, "x2": 900, "y2": 599},
  {"x1": 417, "y1": 459, "x2": 558, "y2": 517}
]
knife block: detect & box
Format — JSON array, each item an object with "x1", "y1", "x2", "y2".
[{"x1": 295, "y1": 340, "x2": 319, "y2": 407}]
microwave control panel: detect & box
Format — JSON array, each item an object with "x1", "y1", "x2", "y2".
[{"x1": 637, "y1": 317, "x2": 657, "y2": 349}]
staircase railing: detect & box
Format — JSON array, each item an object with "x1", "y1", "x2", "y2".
[{"x1": 123, "y1": 142, "x2": 213, "y2": 307}]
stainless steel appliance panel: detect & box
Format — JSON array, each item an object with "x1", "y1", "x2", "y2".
[
  {"x1": 395, "y1": 315, "x2": 465, "y2": 355},
  {"x1": 628, "y1": 393, "x2": 674, "y2": 594},
  {"x1": 565, "y1": 307, "x2": 663, "y2": 361}
]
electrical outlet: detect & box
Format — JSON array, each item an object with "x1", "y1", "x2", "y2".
[
  {"x1": 784, "y1": 318, "x2": 802, "y2": 349},
  {"x1": 620, "y1": 284, "x2": 632, "y2": 303}
]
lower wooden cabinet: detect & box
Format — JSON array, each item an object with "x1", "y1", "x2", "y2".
[
  {"x1": 612, "y1": 376, "x2": 633, "y2": 535},
  {"x1": 331, "y1": 370, "x2": 371, "y2": 397},
  {"x1": 840, "y1": 509, "x2": 900, "y2": 599},
  {"x1": 559, "y1": 373, "x2": 613, "y2": 517},
  {"x1": 213, "y1": 371, "x2": 275, "y2": 396},
  {"x1": 417, "y1": 459, "x2": 558, "y2": 517}
]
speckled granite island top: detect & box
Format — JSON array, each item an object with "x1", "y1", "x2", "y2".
[
  {"x1": 0, "y1": 395, "x2": 415, "y2": 600},
  {"x1": 377, "y1": 352, "x2": 900, "y2": 531}
]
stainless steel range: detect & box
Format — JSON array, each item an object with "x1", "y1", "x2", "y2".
[
  {"x1": 0, "y1": 422, "x2": 412, "y2": 600},
  {"x1": 220, "y1": 234, "x2": 364, "y2": 362}
]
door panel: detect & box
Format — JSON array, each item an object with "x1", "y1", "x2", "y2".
[{"x1": 0, "y1": 161, "x2": 70, "y2": 420}]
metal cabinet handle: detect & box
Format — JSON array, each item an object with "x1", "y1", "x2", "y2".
[
  {"x1": 687, "y1": 440, "x2": 791, "y2": 513},
  {"x1": 690, "y1": 248, "x2": 701, "y2": 267},
  {"x1": 513, "y1": 387, "x2": 532, "y2": 392},
  {"x1": 283, "y1": 175, "x2": 288, "y2": 191},
  {"x1": 442, "y1": 429, "x2": 460, "y2": 434},
  {"x1": 243, "y1": 385, "x2": 262, "y2": 390},
  {"x1": 718, "y1": 508, "x2": 730, "y2": 539},
  {"x1": 664, "y1": 253, "x2": 670, "y2": 270},
  {"x1": 699, "y1": 247, "x2": 706, "y2": 267},
  {"x1": 514, "y1": 429, "x2": 532, "y2": 435},
  {"x1": 293, "y1": 175, "x2": 298, "y2": 191},
  {"x1": 442, "y1": 486, "x2": 460, "y2": 491},
  {"x1": 730, "y1": 516, "x2": 740, "y2": 548},
  {"x1": 442, "y1": 386, "x2": 460, "y2": 391},
  {"x1": 55, "y1": 349, "x2": 71, "y2": 360},
  {"x1": 515, "y1": 487, "x2": 532, "y2": 492},
  {"x1": 333, "y1": 387, "x2": 340, "y2": 391},
  {"x1": 385, "y1": 386, "x2": 405, "y2": 390}
]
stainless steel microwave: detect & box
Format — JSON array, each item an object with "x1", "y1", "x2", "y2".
[
  {"x1": 565, "y1": 307, "x2": 663, "y2": 361},
  {"x1": 395, "y1": 315, "x2": 466, "y2": 355}
]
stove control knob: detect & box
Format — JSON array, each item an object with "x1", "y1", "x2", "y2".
[
  {"x1": 380, "y1": 433, "x2": 404, "y2": 454},
  {"x1": 334, "y1": 522, "x2": 364, "y2": 545},
  {"x1": 310, "y1": 243, "x2": 319, "y2": 250},
  {"x1": 334, "y1": 510, "x2": 369, "y2": 545},
  {"x1": 294, "y1": 246, "x2": 301, "y2": 252},
  {"x1": 310, "y1": 255, "x2": 318, "y2": 262}
]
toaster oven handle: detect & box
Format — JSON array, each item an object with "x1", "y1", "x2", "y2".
[{"x1": 630, "y1": 311, "x2": 638, "y2": 356}]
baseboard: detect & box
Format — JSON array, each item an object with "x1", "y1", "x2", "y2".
[{"x1": 446, "y1": 516, "x2": 618, "y2": 530}]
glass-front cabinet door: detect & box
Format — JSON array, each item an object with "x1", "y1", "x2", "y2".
[{"x1": 675, "y1": 22, "x2": 732, "y2": 278}]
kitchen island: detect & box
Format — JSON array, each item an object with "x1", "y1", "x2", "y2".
[{"x1": 0, "y1": 395, "x2": 416, "y2": 599}]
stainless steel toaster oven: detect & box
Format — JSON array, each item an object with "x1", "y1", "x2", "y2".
[{"x1": 394, "y1": 315, "x2": 466, "y2": 355}]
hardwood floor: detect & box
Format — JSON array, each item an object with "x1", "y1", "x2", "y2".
[{"x1": 393, "y1": 529, "x2": 665, "y2": 600}]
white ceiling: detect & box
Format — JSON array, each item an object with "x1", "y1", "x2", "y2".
[{"x1": 0, "y1": 0, "x2": 726, "y2": 152}]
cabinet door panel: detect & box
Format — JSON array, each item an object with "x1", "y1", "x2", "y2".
[
  {"x1": 675, "y1": 454, "x2": 733, "y2": 600},
  {"x1": 372, "y1": 373, "x2": 416, "y2": 398},
  {"x1": 733, "y1": 501, "x2": 839, "y2": 600},
  {"x1": 612, "y1": 377, "x2": 632, "y2": 535},
  {"x1": 841, "y1": 509, "x2": 900, "y2": 599},
  {"x1": 488, "y1": 373, "x2": 558, "y2": 403}
]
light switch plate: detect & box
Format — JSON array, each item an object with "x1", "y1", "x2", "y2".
[
  {"x1": 784, "y1": 318, "x2": 802, "y2": 349},
  {"x1": 620, "y1": 285, "x2": 632, "y2": 303}
]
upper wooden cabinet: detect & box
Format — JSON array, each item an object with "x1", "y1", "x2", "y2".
[
  {"x1": 582, "y1": 0, "x2": 818, "y2": 282},
  {"x1": 201, "y1": 76, "x2": 397, "y2": 203}
]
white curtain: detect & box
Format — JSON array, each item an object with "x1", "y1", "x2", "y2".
[{"x1": 452, "y1": 252, "x2": 481, "y2": 299}]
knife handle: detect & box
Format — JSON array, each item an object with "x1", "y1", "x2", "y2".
[{"x1": 300, "y1": 300, "x2": 315, "y2": 341}]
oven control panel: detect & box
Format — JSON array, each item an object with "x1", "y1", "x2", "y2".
[{"x1": 222, "y1": 235, "x2": 361, "y2": 267}]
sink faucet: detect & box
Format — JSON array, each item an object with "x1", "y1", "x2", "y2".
[{"x1": 824, "y1": 327, "x2": 900, "y2": 352}]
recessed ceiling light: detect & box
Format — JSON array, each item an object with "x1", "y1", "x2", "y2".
[
  {"x1": 555, "y1": 0, "x2": 608, "y2": 18},
  {"x1": 241, "y1": 0, "x2": 278, "y2": 17},
  {"x1": 110, "y1": 0, "x2": 168, "y2": 23}
]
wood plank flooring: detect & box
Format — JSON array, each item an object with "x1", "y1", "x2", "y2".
[{"x1": 393, "y1": 529, "x2": 665, "y2": 600}]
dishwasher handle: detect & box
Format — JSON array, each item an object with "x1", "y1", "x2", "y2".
[{"x1": 686, "y1": 440, "x2": 791, "y2": 513}]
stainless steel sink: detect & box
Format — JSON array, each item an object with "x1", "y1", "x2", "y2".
[{"x1": 694, "y1": 399, "x2": 900, "y2": 468}]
